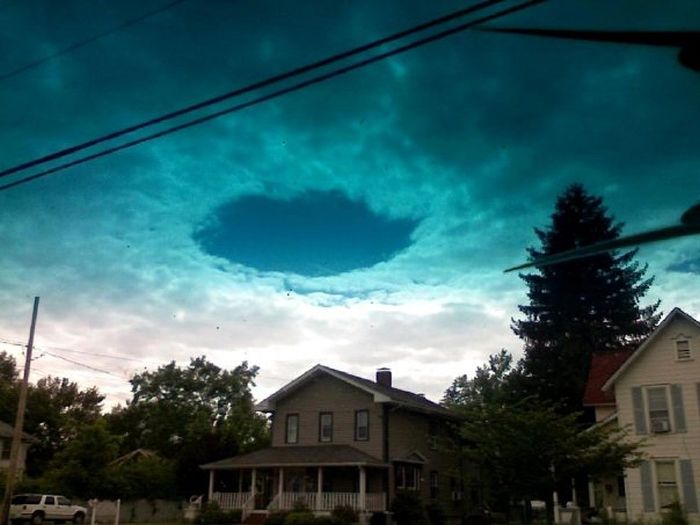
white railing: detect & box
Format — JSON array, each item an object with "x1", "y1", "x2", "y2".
[
  {"x1": 365, "y1": 493, "x2": 386, "y2": 512},
  {"x1": 241, "y1": 494, "x2": 255, "y2": 522},
  {"x1": 275, "y1": 492, "x2": 386, "y2": 512},
  {"x1": 211, "y1": 492, "x2": 251, "y2": 510}
]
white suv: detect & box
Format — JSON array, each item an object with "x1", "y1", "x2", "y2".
[{"x1": 10, "y1": 494, "x2": 87, "y2": 525}]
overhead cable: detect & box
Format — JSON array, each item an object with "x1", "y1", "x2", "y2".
[{"x1": 0, "y1": 0, "x2": 545, "y2": 192}]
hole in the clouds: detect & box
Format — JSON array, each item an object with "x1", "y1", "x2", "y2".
[{"x1": 194, "y1": 191, "x2": 418, "y2": 276}]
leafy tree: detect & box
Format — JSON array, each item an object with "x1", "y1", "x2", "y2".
[
  {"x1": 512, "y1": 184, "x2": 661, "y2": 412},
  {"x1": 107, "y1": 357, "x2": 269, "y2": 496},
  {"x1": 455, "y1": 397, "x2": 643, "y2": 523},
  {"x1": 443, "y1": 349, "x2": 516, "y2": 408},
  {"x1": 41, "y1": 419, "x2": 120, "y2": 498}
]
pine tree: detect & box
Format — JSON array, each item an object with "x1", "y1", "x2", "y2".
[{"x1": 512, "y1": 184, "x2": 661, "y2": 412}]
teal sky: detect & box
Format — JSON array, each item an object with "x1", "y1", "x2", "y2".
[{"x1": 0, "y1": 0, "x2": 698, "y2": 405}]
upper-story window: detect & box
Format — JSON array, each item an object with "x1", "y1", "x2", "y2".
[
  {"x1": 646, "y1": 386, "x2": 671, "y2": 433},
  {"x1": 355, "y1": 410, "x2": 369, "y2": 441},
  {"x1": 319, "y1": 412, "x2": 333, "y2": 442},
  {"x1": 286, "y1": 413, "x2": 299, "y2": 444},
  {"x1": 676, "y1": 339, "x2": 691, "y2": 361}
]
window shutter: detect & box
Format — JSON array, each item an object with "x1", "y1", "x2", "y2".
[
  {"x1": 632, "y1": 387, "x2": 647, "y2": 435},
  {"x1": 671, "y1": 384, "x2": 686, "y2": 433},
  {"x1": 696, "y1": 383, "x2": 700, "y2": 419},
  {"x1": 680, "y1": 460, "x2": 698, "y2": 513},
  {"x1": 640, "y1": 461, "x2": 656, "y2": 512}
]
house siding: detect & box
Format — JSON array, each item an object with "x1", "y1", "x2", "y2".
[
  {"x1": 613, "y1": 316, "x2": 700, "y2": 524},
  {"x1": 271, "y1": 374, "x2": 384, "y2": 460}
]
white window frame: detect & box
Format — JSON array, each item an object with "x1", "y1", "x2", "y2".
[
  {"x1": 645, "y1": 385, "x2": 673, "y2": 434},
  {"x1": 675, "y1": 339, "x2": 692, "y2": 362},
  {"x1": 653, "y1": 459, "x2": 681, "y2": 511}
]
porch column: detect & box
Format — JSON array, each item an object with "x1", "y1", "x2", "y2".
[
  {"x1": 588, "y1": 480, "x2": 595, "y2": 509},
  {"x1": 208, "y1": 470, "x2": 215, "y2": 500},
  {"x1": 278, "y1": 467, "x2": 285, "y2": 498},
  {"x1": 572, "y1": 477, "x2": 578, "y2": 506},
  {"x1": 251, "y1": 468, "x2": 257, "y2": 499},
  {"x1": 359, "y1": 466, "x2": 366, "y2": 511},
  {"x1": 238, "y1": 471, "x2": 243, "y2": 493},
  {"x1": 317, "y1": 467, "x2": 323, "y2": 510}
]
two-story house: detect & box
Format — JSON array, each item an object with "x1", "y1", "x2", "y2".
[
  {"x1": 0, "y1": 420, "x2": 36, "y2": 480},
  {"x1": 583, "y1": 307, "x2": 700, "y2": 524},
  {"x1": 201, "y1": 365, "x2": 461, "y2": 522}
]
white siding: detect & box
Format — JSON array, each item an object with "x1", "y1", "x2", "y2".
[{"x1": 614, "y1": 316, "x2": 700, "y2": 523}]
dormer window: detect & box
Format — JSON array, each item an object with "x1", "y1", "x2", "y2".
[{"x1": 676, "y1": 339, "x2": 691, "y2": 361}]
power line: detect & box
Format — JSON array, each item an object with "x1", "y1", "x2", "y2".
[
  {"x1": 0, "y1": 0, "x2": 189, "y2": 83},
  {"x1": 0, "y1": 0, "x2": 545, "y2": 192},
  {"x1": 0, "y1": 0, "x2": 531, "y2": 182},
  {"x1": 42, "y1": 349, "x2": 123, "y2": 378}
]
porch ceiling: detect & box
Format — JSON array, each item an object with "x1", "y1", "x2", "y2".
[{"x1": 201, "y1": 445, "x2": 389, "y2": 470}]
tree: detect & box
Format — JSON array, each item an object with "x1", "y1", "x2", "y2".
[
  {"x1": 456, "y1": 398, "x2": 644, "y2": 523},
  {"x1": 107, "y1": 357, "x2": 269, "y2": 496},
  {"x1": 512, "y1": 184, "x2": 661, "y2": 412},
  {"x1": 443, "y1": 349, "x2": 516, "y2": 408}
]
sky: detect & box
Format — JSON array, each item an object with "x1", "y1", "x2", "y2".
[{"x1": 0, "y1": 0, "x2": 699, "y2": 408}]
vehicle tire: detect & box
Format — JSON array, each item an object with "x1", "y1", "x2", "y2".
[
  {"x1": 31, "y1": 512, "x2": 44, "y2": 525},
  {"x1": 73, "y1": 513, "x2": 85, "y2": 525}
]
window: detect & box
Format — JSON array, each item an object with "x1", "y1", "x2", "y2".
[
  {"x1": 430, "y1": 471, "x2": 439, "y2": 499},
  {"x1": 286, "y1": 413, "x2": 299, "y2": 444},
  {"x1": 58, "y1": 497, "x2": 71, "y2": 506},
  {"x1": 676, "y1": 340, "x2": 691, "y2": 361},
  {"x1": 646, "y1": 387, "x2": 671, "y2": 433},
  {"x1": 355, "y1": 410, "x2": 369, "y2": 441},
  {"x1": 45, "y1": 496, "x2": 55, "y2": 505},
  {"x1": 319, "y1": 412, "x2": 333, "y2": 442},
  {"x1": 428, "y1": 419, "x2": 438, "y2": 450},
  {"x1": 656, "y1": 460, "x2": 679, "y2": 509},
  {"x1": 395, "y1": 464, "x2": 421, "y2": 490},
  {"x1": 0, "y1": 440, "x2": 9, "y2": 459}
]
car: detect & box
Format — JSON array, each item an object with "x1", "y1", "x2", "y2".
[{"x1": 9, "y1": 494, "x2": 87, "y2": 525}]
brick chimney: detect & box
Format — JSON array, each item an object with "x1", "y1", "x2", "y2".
[{"x1": 376, "y1": 367, "x2": 392, "y2": 388}]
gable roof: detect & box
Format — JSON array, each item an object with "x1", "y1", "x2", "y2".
[
  {"x1": 0, "y1": 420, "x2": 37, "y2": 443},
  {"x1": 582, "y1": 350, "x2": 633, "y2": 406},
  {"x1": 255, "y1": 364, "x2": 456, "y2": 419},
  {"x1": 602, "y1": 307, "x2": 700, "y2": 391}
]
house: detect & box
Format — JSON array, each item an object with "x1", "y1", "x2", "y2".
[
  {"x1": 583, "y1": 307, "x2": 700, "y2": 523},
  {"x1": 0, "y1": 420, "x2": 36, "y2": 480},
  {"x1": 201, "y1": 365, "x2": 462, "y2": 521}
]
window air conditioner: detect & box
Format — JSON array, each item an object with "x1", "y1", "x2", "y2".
[{"x1": 651, "y1": 420, "x2": 670, "y2": 433}]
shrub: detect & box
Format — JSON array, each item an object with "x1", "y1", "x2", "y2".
[
  {"x1": 390, "y1": 491, "x2": 429, "y2": 525},
  {"x1": 313, "y1": 517, "x2": 337, "y2": 525},
  {"x1": 426, "y1": 503, "x2": 446, "y2": 525},
  {"x1": 369, "y1": 512, "x2": 387, "y2": 525},
  {"x1": 662, "y1": 503, "x2": 688, "y2": 525},
  {"x1": 285, "y1": 511, "x2": 317, "y2": 525},
  {"x1": 332, "y1": 504, "x2": 359, "y2": 524},
  {"x1": 266, "y1": 511, "x2": 290, "y2": 525},
  {"x1": 197, "y1": 502, "x2": 241, "y2": 524}
]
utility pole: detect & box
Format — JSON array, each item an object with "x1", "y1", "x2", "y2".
[{"x1": 0, "y1": 297, "x2": 40, "y2": 525}]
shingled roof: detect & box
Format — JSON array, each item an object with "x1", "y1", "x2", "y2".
[
  {"x1": 255, "y1": 364, "x2": 456, "y2": 419},
  {"x1": 582, "y1": 351, "x2": 633, "y2": 406},
  {"x1": 0, "y1": 420, "x2": 37, "y2": 443},
  {"x1": 201, "y1": 445, "x2": 388, "y2": 470}
]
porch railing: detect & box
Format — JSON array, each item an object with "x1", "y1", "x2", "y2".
[
  {"x1": 241, "y1": 494, "x2": 255, "y2": 522},
  {"x1": 211, "y1": 491, "x2": 252, "y2": 510},
  {"x1": 213, "y1": 491, "x2": 387, "y2": 512}
]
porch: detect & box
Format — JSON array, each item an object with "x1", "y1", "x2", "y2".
[{"x1": 202, "y1": 445, "x2": 390, "y2": 518}]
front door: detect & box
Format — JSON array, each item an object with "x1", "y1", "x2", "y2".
[{"x1": 254, "y1": 469, "x2": 274, "y2": 509}]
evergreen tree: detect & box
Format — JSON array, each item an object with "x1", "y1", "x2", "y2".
[{"x1": 512, "y1": 184, "x2": 661, "y2": 412}]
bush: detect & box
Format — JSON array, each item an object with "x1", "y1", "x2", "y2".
[
  {"x1": 196, "y1": 502, "x2": 241, "y2": 524},
  {"x1": 662, "y1": 503, "x2": 688, "y2": 525},
  {"x1": 332, "y1": 504, "x2": 359, "y2": 524},
  {"x1": 390, "y1": 491, "x2": 429, "y2": 525},
  {"x1": 369, "y1": 512, "x2": 387, "y2": 525},
  {"x1": 426, "y1": 503, "x2": 446, "y2": 525},
  {"x1": 313, "y1": 517, "x2": 337, "y2": 525},
  {"x1": 285, "y1": 511, "x2": 317, "y2": 525},
  {"x1": 266, "y1": 511, "x2": 290, "y2": 525}
]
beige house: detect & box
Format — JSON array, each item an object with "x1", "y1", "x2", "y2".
[
  {"x1": 584, "y1": 307, "x2": 700, "y2": 523},
  {"x1": 201, "y1": 365, "x2": 462, "y2": 521},
  {"x1": 0, "y1": 420, "x2": 35, "y2": 480}
]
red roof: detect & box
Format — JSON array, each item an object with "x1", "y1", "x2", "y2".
[{"x1": 582, "y1": 350, "x2": 633, "y2": 406}]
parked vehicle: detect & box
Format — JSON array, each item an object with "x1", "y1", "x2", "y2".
[{"x1": 9, "y1": 494, "x2": 87, "y2": 525}]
